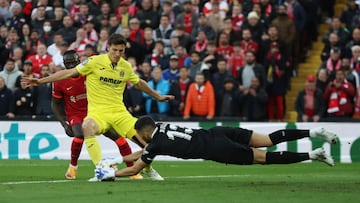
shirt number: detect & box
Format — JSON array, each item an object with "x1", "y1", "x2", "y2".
[{"x1": 166, "y1": 131, "x2": 192, "y2": 141}]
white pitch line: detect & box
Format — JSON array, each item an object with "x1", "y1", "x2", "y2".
[{"x1": 1, "y1": 180, "x2": 72, "y2": 185}]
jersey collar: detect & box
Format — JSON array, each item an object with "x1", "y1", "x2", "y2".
[{"x1": 151, "y1": 126, "x2": 158, "y2": 139}]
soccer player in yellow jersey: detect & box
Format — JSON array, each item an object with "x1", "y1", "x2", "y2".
[{"x1": 23, "y1": 34, "x2": 174, "y2": 180}]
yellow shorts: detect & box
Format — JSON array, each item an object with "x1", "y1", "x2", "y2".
[{"x1": 85, "y1": 110, "x2": 137, "y2": 139}]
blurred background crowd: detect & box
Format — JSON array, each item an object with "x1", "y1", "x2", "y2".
[{"x1": 0, "y1": 0, "x2": 359, "y2": 122}]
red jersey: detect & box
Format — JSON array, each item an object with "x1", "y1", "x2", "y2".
[
  {"x1": 27, "y1": 54, "x2": 53, "y2": 76},
  {"x1": 183, "y1": 13, "x2": 192, "y2": 34},
  {"x1": 217, "y1": 45, "x2": 234, "y2": 59},
  {"x1": 52, "y1": 76, "x2": 87, "y2": 124}
]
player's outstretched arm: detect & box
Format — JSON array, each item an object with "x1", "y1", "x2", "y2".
[
  {"x1": 115, "y1": 158, "x2": 147, "y2": 177},
  {"x1": 134, "y1": 79, "x2": 175, "y2": 101},
  {"x1": 122, "y1": 150, "x2": 144, "y2": 162},
  {"x1": 22, "y1": 68, "x2": 79, "y2": 87}
]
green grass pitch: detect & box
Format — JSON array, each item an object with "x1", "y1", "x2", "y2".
[{"x1": 0, "y1": 160, "x2": 359, "y2": 203}]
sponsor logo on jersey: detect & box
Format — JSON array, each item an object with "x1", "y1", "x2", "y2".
[
  {"x1": 99, "y1": 76, "x2": 122, "y2": 84},
  {"x1": 119, "y1": 70, "x2": 124, "y2": 77}
]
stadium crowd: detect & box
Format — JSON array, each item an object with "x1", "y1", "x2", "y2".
[{"x1": 0, "y1": 0, "x2": 359, "y2": 122}]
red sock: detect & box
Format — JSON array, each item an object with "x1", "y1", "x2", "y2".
[
  {"x1": 115, "y1": 137, "x2": 134, "y2": 167},
  {"x1": 70, "y1": 137, "x2": 84, "y2": 166}
]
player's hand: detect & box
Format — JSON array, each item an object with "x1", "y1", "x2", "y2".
[
  {"x1": 62, "y1": 122, "x2": 74, "y2": 137},
  {"x1": 21, "y1": 77, "x2": 41, "y2": 88},
  {"x1": 157, "y1": 95, "x2": 175, "y2": 102}
]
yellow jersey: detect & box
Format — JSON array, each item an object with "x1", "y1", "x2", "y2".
[{"x1": 76, "y1": 54, "x2": 139, "y2": 113}]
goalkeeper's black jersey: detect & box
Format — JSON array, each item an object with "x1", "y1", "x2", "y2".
[{"x1": 141, "y1": 123, "x2": 254, "y2": 165}]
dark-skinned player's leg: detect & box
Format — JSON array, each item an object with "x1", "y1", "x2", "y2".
[{"x1": 65, "y1": 124, "x2": 84, "y2": 179}]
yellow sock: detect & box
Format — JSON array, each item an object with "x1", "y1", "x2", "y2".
[
  {"x1": 144, "y1": 165, "x2": 152, "y2": 172},
  {"x1": 85, "y1": 136, "x2": 102, "y2": 165}
]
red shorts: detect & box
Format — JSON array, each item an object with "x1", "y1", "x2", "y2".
[{"x1": 67, "y1": 113, "x2": 86, "y2": 126}]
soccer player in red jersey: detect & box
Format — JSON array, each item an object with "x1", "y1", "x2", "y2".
[{"x1": 51, "y1": 50, "x2": 142, "y2": 180}]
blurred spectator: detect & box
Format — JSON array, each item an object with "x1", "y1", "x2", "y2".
[
  {"x1": 31, "y1": 5, "x2": 47, "y2": 34},
  {"x1": 52, "y1": 41, "x2": 69, "y2": 68},
  {"x1": 163, "y1": 55, "x2": 180, "y2": 81},
  {"x1": 152, "y1": 0, "x2": 162, "y2": 17},
  {"x1": 239, "y1": 76, "x2": 268, "y2": 121},
  {"x1": 154, "y1": 15, "x2": 173, "y2": 48},
  {"x1": 0, "y1": 76, "x2": 15, "y2": 118},
  {"x1": 174, "y1": 45, "x2": 191, "y2": 67},
  {"x1": 203, "y1": 40, "x2": 221, "y2": 77},
  {"x1": 187, "y1": 50, "x2": 202, "y2": 79},
  {"x1": 216, "y1": 32, "x2": 234, "y2": 60},
  {"x1": 184, "y1": 72, "x2": 215, "y2": 120},
  {"x1": 33, "y1": 65, "x2": 53, "y2": 116},
  {"x1": 203, "y1": 0, "x2": 228, "y2": 17},
  {"x1": 324, "y1": 68, "x2": 356, "y2": 118},
  {"x1": 241, "y1": 11, "x2": 266, "y2": 44},
  {"x1": 138, "y1": 61, "x2": 152, "y2": 82},
  {"x1": 237, "y1": 50, "x2": 266, "y2": 91},
  {"x1": 227, "y1": 41, "x2": 245, "y2": 78},
  {"x1": 260, "y1": 25, "x2": 288, "y2": 67},
  {"x1": 117, "y1": 1, "x2": 130, "y2": 28},
  {"x1": 319, "y1": 47, "x2": 342, "y2": 82},
  {"x1": 26, "y1": 44, "x2": 53, "y2": 77},
  {"x1": 171, "y1": 24, "x2": 192, "y2": 52},
  {"x1": 190, "y1": 30, "x2": 208, "y2": 58},
  {"x1": 69, "y1": 0, "x2": 82, "y2": 20},
  {"x1": 0, "y1": 0, "x2": 12, "y2": 22},
  {"x1": 220, "y1": 17, "x2": 241, "y2": 45},
  {"x1": 295, "y1": 75, "x2": 325, "y2": 122},
  {"x1": 95, "y1": 28, "x2": 109, "y2": 54},
  {"x1": 12, "y1": 47, "x2": 24, "y2": 70},
  {"x1": 7, "y1": 1, "x2": 25, "y2": 33},
  {"x1": 25, "y1": 29, "x2": 43, "y2": 58},
  {"x1": 168, "y1": 67, "x2": 193, "y2": 116},
  {"x1": 68, "y1": 28, "x2": 91, "y2": 56},
  {"x1": 88, "y1": 0, "x2": 102, "y2": 16},
  {"x1": 340, "y1": 0, "x2": 358, "y2": 31},
  {"x1": 124, "y1": 83, "x2": 145, "y2": 117},
  {"x1": 322, "y1": 17, "x2": 350, "y2": 47},
  {"x1": 164, "y1": 35, "x2": 179, "y2": 56},
  {"x1": 191, "y1": 12, "x2": 216, "y2": 41},
  {"x1": 83, "y1": 19, "x2": 98, "y2": 45},
  {"x1": 47, "y1": 32, "x2": 64, "y2": 57},
  {"x1": 129, "y1": 17, "x2": 145, "y2": 45},
  {"x1": 96, "y1": 2, "x2": 111, "y2": 28},
  {"x1": 143, "y1": 27, "x2": 155, "y2": 56},
  {"x1": 57, "y1": 15, "x2": 77, "y2": 45},
  {"x1": 251, "y1": 3, "x2": 270, "y2": 28},
  {"x1": 175, "y1": 0, "x2": 198, "y2": 34},
  {"x1": 108, "y1": 14, "x2": 122, "y2": 35},
  {"x1": 13, "y1": 78, "x2": 34, "y2": 116},
  {"x1": 73, "y1": 2, "x2": 95, "y2": 28},
  {"x1": 1, "y1": 58, "x2": 22, "y2": 90},
  {"x1": 215, "y1": 77, "x2": 241, "y2": 117},
  {"x1": 0, "y1": 26, "x2": 8, "y2": 47},
  {"x1": 316, "y1": 68, "x2": 329, "y2": 93},
  {"x1": 240, "y1": 28, "x2": 259, "y2": 54},
  {"x1": 230, "y1": 3, "x2": 245, "y2": 32},
  {"x1": 1, "y1": 28, "x2": 21, "y2": 67},
  {"x1": 344, "y1": 28, "x2": 360, "y2": 58},
  {"x1": 259, "y1": 0, "x2": 276, "y2": 22},
  {"x1": 121, "y1": 26, "x2": 144, "y2": 64},
  {"x1": 342, "y1": 58, "x2": 359, "y2": 91},
  {"x1": 83, "y1": 44, "x2": 97, "y2": 59},
  {"x1": 211, "y1": 58, "x2": 234, "y2": 94},
  {"x1": 271, "y1": 4, "x2": 296, "y2": 53},
  {"x1": 320, "y1": 33, "x2": 344, "y2": 62},
  {"x1": 161, "y1": 1, "x2": 178, "y2": 25},
  {"x1": 264, "y1": 41, "x2": 288, "y2": 121},
  {"x1": 19, "y1": 23, "x2": 30, "y2": 48},
  {"x1": 17, "y1": 60, "x2": 40, "y2": 80},
  {"x1": 143, "y1": 66, "x2": 170, "y2": 120},
  {"x1": 51, "y1": 6, "x2": 67, "y2": 31},
  {"x1": 146, "y1": 40, "x2": 170, "y2": 70},
  {"x1": 30, "y1": 0, "x2": 53, "y2": 19},
  {"x1": 40, "y1": 20, "x2": 55, "y2": 46},
  {"x1": 136, "y1": 0, "x2": 160, "y2": 29},
  {"x1": 350, "y1": 45, "x2": 360, "y2": 80},
  {"x1": 206, "y1": 0, "x2": 225, "y2": 34}
]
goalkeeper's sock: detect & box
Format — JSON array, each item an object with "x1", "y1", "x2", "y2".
[
  {"x1": 115, "y1": 137, "x2": 134, "y2": 167},
  {"x1": 70, "y1": 137, "x2": 84, "y2": 166},
  {"x1": 265, "y1": 151, "x2": 309, "y2": 164},
  {"x1": 269, "y1": 129, "x2": 309, "y2": 145},
  {"x1": 85, "y1": 136, "x2": 102, "y2": 165}
]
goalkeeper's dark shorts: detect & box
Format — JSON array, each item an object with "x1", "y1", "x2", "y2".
[{"x1": 206, "y1": 127, "x2": 254, "y2": 165}]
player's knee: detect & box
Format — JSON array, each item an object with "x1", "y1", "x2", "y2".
[
  {"x1": 82, "y1": 119, "x2": 97, "y2": 137},
  {"x1": 252, "y1": 148, "x2": 266, "y2": 164}
]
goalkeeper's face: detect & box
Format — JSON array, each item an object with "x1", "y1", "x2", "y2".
[{"x1": 136, "y1": 130, "x2": 152, "y2": 143}]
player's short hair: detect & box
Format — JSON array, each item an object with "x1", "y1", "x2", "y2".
[
  {"x1": 108, "y1": 33, "x2": 127, "y2": 46},
  {"x1": 135, "y1": 116, "x2": 156, "y2": 131},
  {"x1": 63, "y1": 50, "x2": 80, "y2": 69}
]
